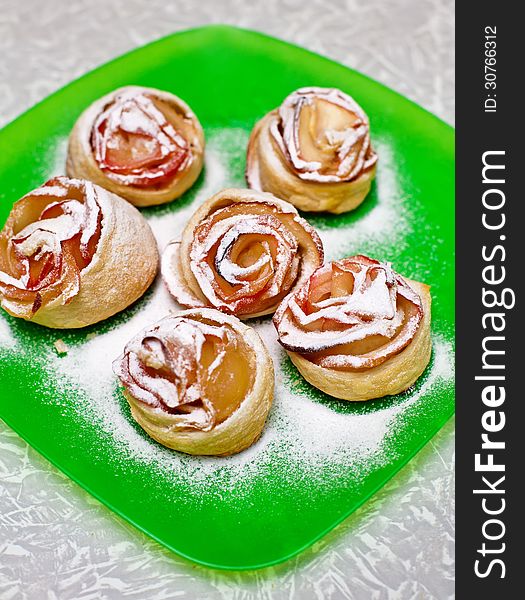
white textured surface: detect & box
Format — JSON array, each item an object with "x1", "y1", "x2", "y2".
[{"x1": 0, "y1": 1, "x2": 454, "y2": 598}]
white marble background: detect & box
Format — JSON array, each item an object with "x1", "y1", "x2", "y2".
[{"x1": 0, "y1": 1, "x2": 455, "y2": 598}]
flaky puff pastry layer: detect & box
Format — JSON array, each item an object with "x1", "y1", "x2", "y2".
[
  {"x1": 114, "y1": 309, "x2": 274, "y2": 456},
  {"x1": 274, "y1": 254, "x2": 430, "y2": 401},
  {"x1": 286, "y1": 280, "x2": 431, "y2": 401},
  {"x1": 0, "y1": 177, "x2": 158, "y2": 328},
  {"x1": 161, "y1": 187, "x2": 324, "y2": 319},
  {"x1": 246, "y1": 87, "x2": 377, "y2": 214},
  {"x1": 66, "y1": 86, "x2": 204, "y2": 207}
]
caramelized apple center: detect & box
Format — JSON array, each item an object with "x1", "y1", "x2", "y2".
[
  {"x1": 0, "y1": 179, "x2": 102, "y2": 316},
  {"x1": 298, "y1": 98, "x2": 359, "y2": 170},
  {"x1": 92, "y1": 93, "x2": 191, "y2": 186},
  {"x1": 200, "y1": 331, "x2": 253, "y2": 424},
  {"x1": 105, "y1": 133, "x2": 164, "y2": 170}
]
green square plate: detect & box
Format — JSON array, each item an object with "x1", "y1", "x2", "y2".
[{"x1": 0, "y1": 25, "x2": 454, "y2": 570}]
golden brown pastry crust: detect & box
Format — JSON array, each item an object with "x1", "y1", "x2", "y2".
[
  {"x1": 161, "y1": 187, "x2": 324, "y2": 319},
  {"x1": 273, "y1": 254, "x2": 431, "y2": 401},
  {"x1": 0, "y1": 177, "x2": 158, "y2": 328},
  {"x1": 114, "y1": 308, "x2": 274, "y2": 456},
  {"x1": 287, "y1": 280, "x2": 431, "y2": 401},
  {"x1": 66, "y1": 86, "x2": 204, "y2": 207},
  {"x1": 246, "y1": 87, "x2": 377, "y2": 214}
]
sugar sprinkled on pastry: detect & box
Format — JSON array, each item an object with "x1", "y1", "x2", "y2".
[
  {"x1": 161, "y1": 187, "x2": 324, "y2": 319},
  {"x1": 0, "y1": 176, "x2": 158, "y2": 328},
  {"x1": 273, "y1": 255, "x2": 431, "y2": 401},
  {"x1": 113, "y1": 308, "x2": 274, "y2": 456},
  {"x1": 66, "y1": 86, "x2": 204, "y2": 207},
  {"x1": 247, "y1": 87, "x2": 377, "y2": 214}
]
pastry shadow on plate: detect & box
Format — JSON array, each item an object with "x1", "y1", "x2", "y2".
[
  {"x1": 112, "y1": 383, "x2": 200, "y2": 464},
  {"x1": 113, "y1": 382, "x2": 162, "y2": 443},
  {"x1": 300, "y1": 178, "x2": 378, "y2": 230},
  {"x1": 0, "y1": 283, "x2": 156, "y2": 349},
  {"x1": 280, "y1": 345, "x2": 436, "y2": 416},
  {"x1": 139, "y1": 125, "x2": 249, "y2": 219},
  {"x1": 112, "y1": 381, "x2": 275, "y2": 464},
  {"x1": 139, "y1": 166, "x2": 207, "y2": 218}
]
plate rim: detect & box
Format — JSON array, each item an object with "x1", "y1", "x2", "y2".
[{"x1": 0, "y1": 24, "x2": 455, "y2": 137}]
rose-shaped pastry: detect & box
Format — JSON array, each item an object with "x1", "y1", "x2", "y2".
[
  {"x1": 0, "y1": 177, "x2": 158, "y2": 328},
  {"x1": 246, "y1": 87, "x2": 377, "y2": 214},
  {"x1": 113, "y1": 308, "x2": 274, "y2": 456},
  {"x1": 67, "y1": 86, "x2": 204, "y2": 207},
  {"x1": 161, "y1": 188, "x2": 324, "y2": 319},
  {"x1": 274, "y1": 255, "x2": 431, "y2": 401}
]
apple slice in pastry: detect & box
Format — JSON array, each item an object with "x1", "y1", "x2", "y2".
[
  {"x1": 247, "y1": 87, "x2": 377, "y2": 214},
  {"x1": 0, "y1": 176, "x2": 158, "y2": 328},
  {"x1": 273, "y1": 255, "x2": 432, "y2": 401},
  {"x1": 161, "y1": 188, "x2": 324, "y2": 319},
  {"x1": 113, "y1": 308, "x2": 274, "y2": 456},
  {"x1": 67, "y1": 86, "x2": 204, "y2": 207}
]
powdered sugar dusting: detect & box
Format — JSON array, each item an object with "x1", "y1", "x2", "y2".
[
  {"x1": 48, "y1": 136, "x2": 69, "y2": 178},
  {"x1": 0, "y1": 317, "x2": 17, "y2": 348},
  {"x1": 27, "y1": 298, "x2": 453, "y2": 503},
  {"x1": 147, "y1": 127, "x2": 248, "y2": 251},
  {"x1": 273, "y1": 87, "x2": 377, "y2": 183},
  {"x1": 1, "y1": 127, "x2": 454, "y2": 507},
  {"x1": 319, "y1": 140, "x2": 411, "y2": 261}
]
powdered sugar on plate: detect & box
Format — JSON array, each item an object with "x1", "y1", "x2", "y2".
[
  {"x1": 318, "y1": 140, "x2": 412, "y2": 262},
  {"x1": 30, "y1": 295, "x2": 453, "y2": 504},
  {"x1": 0, "y1": 317, "x2": 18, "y2": 349},
  {"x1": 1, "y1": 127, "x2": 454, "y2": 506},
  {"x1": 147, "y1": 127, "x2": 248, "y2": 251}
]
